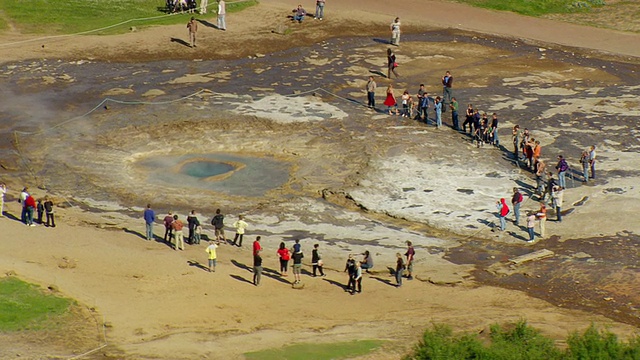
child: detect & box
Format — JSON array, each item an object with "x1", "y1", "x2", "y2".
[
  {"x1": 194, "y1": 225, "x2": 202, "y2": 245},
  {"x1": 205, "y1": 241, "x2": 218, "y2": 272},
  {"x1": 36, "y1": 199, "x2": 45, "y2": 224}
]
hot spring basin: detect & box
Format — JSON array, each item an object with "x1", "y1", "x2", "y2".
[{"x1": 137, "y1": 153, "x2": 289, "y2": 197}]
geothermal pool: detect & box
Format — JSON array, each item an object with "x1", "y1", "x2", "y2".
[{"x1": 137, "y1": 153, "x2": 290, "y2": 197}]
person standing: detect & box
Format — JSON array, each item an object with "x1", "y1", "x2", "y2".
[
  {"x1": 383, "y1": 84, "x2": 398, "y2": 115},
  {"x1": 511, "y1": 188, "x2": 524, "y2": 226},
  {"x1": 366, "y1": 76, "x2": 376, "y2": 109},
  {"x1": 43, "y1": 196, "x2": 55, "y2": 227},
  {"x1": 532, "y1": 140, "x2": 542, "y2": 172},
  {"x1": 205, "y1": 241, "x2": 218, "y2": 272},
  {"x1": 353, "y1": 261, "x2": 363, "y2": 294},
  {"x1": 0, "y1": 182, "x2": 6, "y2": 217},
  {"x1": 536, "y1": 203, "x2": 547, "y2": 238},
  {"x1": 553, "y1": 186, "x2": 564, "y2": 222},
  {"x1": 200, "y1": 0, "x2": 208, "y2": 14},
  {"x1": 526, "y1": 212, "x2": 536, "y2": 243},
  {"x1": 450, "y1": 97, "x2": 459, "y2": 131},
  {"x1": 172, "y1": 214, "x2": 185, "y2": 250},
  {"x1": 580, "y1": 150, "x2": 590, "y2": 183},
  {"x1": 20, "y1": 187, "x2": 29, "y2": 224},
  {"x1": 211, "y1": 208, "x2": 226, "y2": 242},
  {"x1": 496, "y1": 198, "x2": 510, "y2": 231},
  {"x1": 555, "y1": 155, "x2": 569, "y2": 189},
  {"x1": 418, "y1": 91, "x2": 429, "y2": 123},
  {"x1": 463, "y1": 104, "x2": 474, "y2": 134},
  {"x1": 217, "y1": 0, "x2": 226, "y2": 30},
  {"x1": 232, "y1": 215, "x2": 248, "y2": 247},
  {"x1": 441, "y1": 70, "x2": 453, "y2": 109},
  {"x1": 253, "y1": 236, "x2": 262, "y2": 256},
  {"x1": 277, "y1": 242, "x2": 291, "y2": 276},
  {"x1": 589, "y1": 145, "x2": 597, "y2": 180},
  {"x1": 186, "y1": 16, "x2": 198, "y2": 48},
  {"x1": 163, "y1": 211, "x2": 174, "y2": 243},
  {"x1": 143, "y1": 204, "x2": 155, "y2": 241},
  {"x1": 314, "y1": 0, "x2": 325, "y2": 20},
  {"x1": 36, "y1": 199, "x2": 44, "y2": 224},
  {"x1": 395, "y1": 253, "x2": 404, "y2": 287},
  {"x1": 512, "y1": 125, "x2": 522, "y2": 163},
  {"x1": 24, "y1": 194, "x2": 36, "y2": 226},
  {"x1": 344, "y1": 254, "x2": 357, "y2": 292},
  {"x1": 390, "y1": 17, "x2": 401, "y2": 46},
  {"x1": 187, "y1": 210, "x2": 200, "y2": 245},
  {"x1": 405, "y1": 241, "x2": 415, "y2": 280},
  {"x1": 311, "y1": 243, "x2": 325, "y2": 277},
  {"x1": 535, "y1": 160, "x2": 547, "y2": 196},
  {"x1": 434, "y1": 96, "x2": 442, "y2": 128},
  {"x1": 253, "y1": 250, "x2": 263, "y2": 286},
  {"x1": 386, "y1": 48, "x2": 399, "y2": 79},
  {"x1": 291, "y1": 248, "x2": 304, "y2": 284}
]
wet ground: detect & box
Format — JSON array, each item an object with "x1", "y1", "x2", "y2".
[{"x1": 1, "y1": 29, "x2": 639, "y2": 328}]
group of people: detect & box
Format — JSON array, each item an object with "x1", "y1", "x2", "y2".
[
  {"x1": 8, "y1": 186, "x2": 57, "y2": 228},
  {"x1": 291, "y1": 0, "x2": 326, "y2": 23}
]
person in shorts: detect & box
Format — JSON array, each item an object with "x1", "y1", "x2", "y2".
[
  {"x1": 405, "y1": 241, "x2": 415, "y2": 280},
  {"x1": 291, "y1": 250, "x2": 304, "y2": 284},
  {"x1": 211, "y1": 209, "x2": 226, "y2": 242}
]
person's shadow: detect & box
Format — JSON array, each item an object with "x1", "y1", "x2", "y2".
[
  {"x1": 170, "y1": 37, "x2": 191, "y2": 48},
  {"x1": 372, "y1": 38, "x2": 391, "y2": 45},
  {"x1": 323, "y1": 278, "x2": 347, "y2": 291},
  {"x1": 371, "y1": 276, "x2": 396, "y2": 287},
  {"x1": 231, "y1": 259, "x2": 252, "y2": 272},
  {"x1": 187, "y1": 260, "x2": 209, "y2": 272},
  {"x1": 230, "y1": 274, "x2": 254, "y2": 285},
  {"x1": 124, "y1": 228, "x2": 147, "y2": 240},
  {"x1": 197, "y1": 19, "x2": 218, "y2": 29}
]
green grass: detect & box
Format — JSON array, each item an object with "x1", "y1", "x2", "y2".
[
  {"x1": 456, "y1": 0, "x2": 605, "y2": 17},
  {"x1": 0, "y1": 0, "x2": 257, "y2": 35},
  {"x1": 244, "y1": 340, "x2": 385, "y2": 360},
  {"x1": 0, "y1": 277, "x2": 72, "y2": 331},
  {"x1": 404, "y1": 321, "x2": 640, "y2": 360}
]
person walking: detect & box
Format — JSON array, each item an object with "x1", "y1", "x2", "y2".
[
  {"x1": 589, "y1": 145, "x2": 597, "y2": 180},
  {"x1": 441, "y1": 70, "x2": 453, "y2": 109},
  {"x1": 232, "y1": 215, "x2": 248, "y2": 247},
  {"x1": 390, "y1": 17, "x2": 401, "y2": 46},
  {"x1": 217, "y1": 0, "x2": 226, "y2": 30},
  {"x1": 253, "y1": 250, "x2": 263, "y2": 286},
  {"x1": 366, "y1": 76, "x2": 376, "y2": 109},
  {"x1": 43, "y1": 196, "x2": 55, "y2": 227},
  {"x1": 450, "y1": 97, "x2": 459, "y2": 131},
  {"x1": 172, "y1": 214, "x2": 185, "y2": 250},
  {"x1": 311, "y1": 243, "x2": 325, "y2": 277},
  {"x1": 395, "y1": 253, "x2": 404, "y2": 287},
  {"x1": 386, "y1": 48, "x2": 399, "y2": 79},
  {"x1": 211, "y1": 209, "x2": 226, "y2": 242},
  {"x1": 383, "y1": 84, "x2": 398, "y2": 115},
  {"x1": 291, "y1": 248, "x2": 304, "y2": 284},
  {"x1": 555, "y1": 155, "x2": 569, "y2": 189},
  {"x1": 205, "y1": 241, "x2": 218, "y2": 272},
  {"x1": 163, "y1": 211, "x2": 174, "y2": 243},
  {"x1": 434, "y1": 96, "x2": 442, "y2": 128},
  {"x1": 186, "y1": 16, "x2": 198, "y2": 48},
  {"x1": 277, "y1": 242, "x2": 291, "y2": 276},
  {"x1": 143, "y1": 204, "x2": 155, "y2": 241},
  {"x1": 511, "y1": 188, "x2": 524, "y2": 226},
  {"x1": 314, "y1": 0, "x2": 325, "y2": 20},
  {"x1": 536, "y1": 203, "x2": 547, "y2": 238},
  {"x1": 496, "y1": 198, "x2": 510, "y2": 231},
  {"x1": 0, "y1": 182, "x2": 6, "y2": 217},
  {"x1": 526, "y1": 212, "x2": 536, "y2": 243},
  {"x1": 405, "y1": 241, "x2": 415, "y2": 280}
]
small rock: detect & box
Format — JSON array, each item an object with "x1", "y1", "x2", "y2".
[
  {"x1": 104, "y1": 321, "x2": 113, "y2": 328},
  {"x1": 5, "y1": 270, "x2": 16, "y2": 276},
  {"x1": 48, "y1": 284, "x2": 59, "y2": 292},
  {"x1": 604, "y1": 297, "x2": 614, "y2": 301},
  {"x1": 130, "y1": 26, "x2": 137, "y2": 32},
  {"x1": 254, "y1": 53, "x2": 265, "y2": 58}
]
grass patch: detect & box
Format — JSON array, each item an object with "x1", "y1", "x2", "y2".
[
  {"x1": 0, "y1": 0, "x2": 257, "y2": 35},
  {"x1": 244, "y1": 340, "x2": 385, "y2": 360},
  {"x1": 405, "y1": 321, "x2": 640, "y2": 360},
  {"x1": 455, "y1": 0, "x2": 605, "y2": 17},
  {"x1": 0, "y1": 277, "x2": 72, "y2": 331}
]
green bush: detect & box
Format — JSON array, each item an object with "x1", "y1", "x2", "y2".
[
  {"x1": 457, "y1": 0, "x2": 605, "y2": 17},
  {"x1": 406, "y1": 321, "x2": 640, "y2": 360}
]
